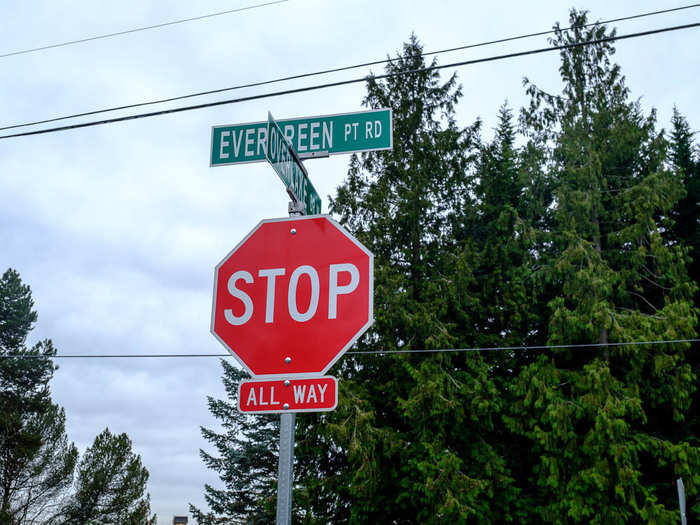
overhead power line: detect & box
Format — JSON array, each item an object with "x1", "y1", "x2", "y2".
[
  {"x1": 0, "y1": 0, "x2": 289, "y2": 60},
  {"x1": 2, "y1": 2, "x2": 699, "y2": 133},
  {"x1": 1, "y1": 20, "x2": 700, "y2": 141},
  {"x1": 0, "y1": 339, "x2": 696, "y2": 359},
  {"x1": 348, "y1": 339, "x2": 700, "y2": 355}
]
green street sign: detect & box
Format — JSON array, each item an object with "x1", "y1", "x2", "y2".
[
  {"x1": 211, "y1": 108, "x2": 392, "y2": 166},
  {"x1": 266, "y1": 112, "x2": 321, "y2": 215}
]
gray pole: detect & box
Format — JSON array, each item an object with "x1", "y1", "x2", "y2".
[
  {"x1": 277, "y1": 195, "x2": 304, "y2": 525},
  {"x1": 677, "y1": 478, "x2": 687, "y2": 525},
  {"x1": 276, "y1": 412, "x2": 295, "y2": 525}
]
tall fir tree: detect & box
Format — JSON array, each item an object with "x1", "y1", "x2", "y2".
[
  {"x1": 55, "y1": 428, "x2": 156, "y2": 525},
  {"x1": 668, "y1": 107, "x2": 699, "y2": 300},
  {"x1": 0, "y1": 269, "x2": 78, "y2": 524},
  {"x1": 668, "y1": 107, "x2": 700, "y2": 517},
  {"x1": 463, "y1": 102, "x2": 551, "y2": 356},
  {"x1": 190, "y1": 364, "x2": 350, "y2": 524},
  {"x1": 507, "y1": 10, "x2": 699, "y2": 523},
  {"x1": 457, "y1": 103, "x2": 556, "y2": 522},
  {"x1": 1, "y1": 268, "x2": 157, "y2": 524},
  {"x1": 190, "y1": 360, "x2": 279, "y2": 524},
  {"x1": 329, "y1": 35, "x2": 518, "y2": 523},
  {"x1": 194, "y1": 19, "x2": 700, "y2": 524}
]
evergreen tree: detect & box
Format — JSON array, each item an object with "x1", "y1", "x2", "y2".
[
  {"x1": 668, "y1": 107, "x2": 699, "y2": 295},
  {"x1": 190, "y1": 364, "x2": 348, "y2": 524},
  {"x1": 194, "y1": 19, "x2": 700, "y2": 524},
  {"x1": 508, "y1": 10, "x2": 699, "y2": 522},
  {"x1": 668, "y1": 107, "x2": 700, "y2": 518},
  {"x1": 329, "y1": 35, "x2": 518, "y2": 523},
  {"x1": 55, "y1": 428, "x2": 156, "y2": 525},
  {"x1": 190, "y1": 360, "x2": 279, "y2": 524},
  {"x1": 465, "y1": 102, "x2": 551, "y2": 355},
  {"x1": 457, "y1": 104, "x2": 556, "y2": 522},
  {"x1": 0, "y1": 269, "x2": 78, "y2": 524},
  {"x1": 1, "y1": 268, "x2": 157, "y2": 524}
]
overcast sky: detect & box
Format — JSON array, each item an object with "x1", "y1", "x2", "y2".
[{"x1": 1, "y1": 0, "x2": 699, "y2": 521}]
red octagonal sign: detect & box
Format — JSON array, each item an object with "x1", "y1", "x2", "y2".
[{"x1": 211, "y1": 215, "x2": 373, "y2": 378}]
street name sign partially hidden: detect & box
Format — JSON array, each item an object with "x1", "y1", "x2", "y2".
[
  {"x1": 211, "y1": 215, "x2": 374, "y2": 378},
  {"x1": 265, "y1": 112, "x2": 321, "y2": 215},
  {"x1": 211, "y1": 108, "x2": 392, "y2": 166}
]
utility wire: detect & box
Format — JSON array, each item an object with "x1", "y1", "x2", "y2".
[
  {"x1": 0, "y1": 338, "x2": 697, "y2": 359},
  {"x1": 1, "y1": 2, "x2": 698, "y2": 132},
  {"x1": 347, "y1": 339, "x2": 700, "y2": 355},
  {"x1": 1, "y1": 20, "x2": 699, "y2": 141},
  {"x1": 0, "y1": 0, "x2": 289, "y2": 60}
]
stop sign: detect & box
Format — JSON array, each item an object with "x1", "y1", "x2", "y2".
[{"x1": 211, "y1": 216, "x2": 373, "y2": 377}]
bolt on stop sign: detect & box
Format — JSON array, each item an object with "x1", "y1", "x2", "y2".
[{"x1": 211, "y1": 216, "x2": 373, "y2": 377}]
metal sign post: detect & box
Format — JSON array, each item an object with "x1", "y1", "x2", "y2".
[
  {"x1": 276, "y1": 412, "x2": 296, "y2": 525},
  {"x1": 276, "y1": 150, "x2": 304, "y2": 525},
  {"x1": 677, "y1": 478, "x2": 687, "y2": 525}
]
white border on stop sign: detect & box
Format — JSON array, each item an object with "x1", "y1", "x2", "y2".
[{"x1": 210, "y1": 214, "x2": 374, "y2": 379}]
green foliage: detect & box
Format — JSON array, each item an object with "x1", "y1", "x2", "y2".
[
  {"x1": 0, "y1": 268, "x2": 38, "y2": 351},
  {"x1": 0, "y1": 269, "x2": 78, "y2": 525},
  {"x1": 190, "y1": 360, "x2": 279, "y2": 524},
  {"x1": 196, "y1": 13, "x2": 700, "y2": 524},
  {"x1": 328, "y1": 35, "x2": 520, "y2": 524},
  {"x1": 56, "y1": 428, "x2": 155, "y2": 525},
  {"x1": 668, "y1": 106, "x2": 700, "y2": 520},
  {"x1": 668, "y1": 107, "x2": 700, "y2": 305},
  {"x1": 510, "y1": 9, "x2": 699, "y2": 522},
  {"x1": 0, "y1": 269, "x2": 156, "y2": 525}
]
